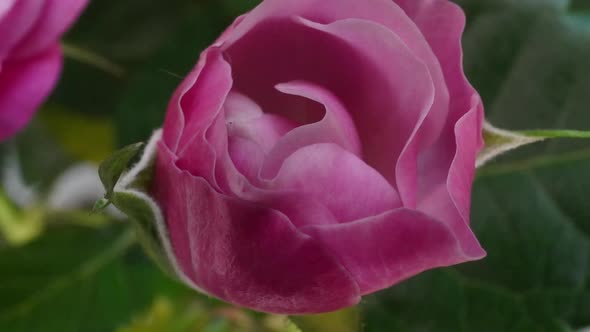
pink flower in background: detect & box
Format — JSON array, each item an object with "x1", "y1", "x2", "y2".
[
  {"x1": 152, "y1": 0, "x2": 486, "y2": 314},
  {"x1": 0, "y1": 0, "x2": 88, "y2": 141}
]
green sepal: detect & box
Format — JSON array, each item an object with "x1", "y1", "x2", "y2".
[
  {"x1": 111, "y1": 191, "x2": 176, "y2": 278},
  {"x1": 477, "y1": 122, "x2": 590, "y2": 168},
  {"x1": 95, "y1": 130, "x2": 180, "y2": 279},
  {"x1": 98, "y1": 142, "x2": 144, "y2": 201}
]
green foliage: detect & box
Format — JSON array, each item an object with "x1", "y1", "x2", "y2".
[
  {"x1": 0, "y1": 224, "x2": 186, "y2": 332},
  {"x1": 0, "y1": 222, "x2": 302, "y2": 332}
]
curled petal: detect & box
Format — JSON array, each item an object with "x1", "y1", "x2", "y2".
[
  {"x1": 260, "y1": 80, "x2": 361, "y2": 178},
  {"x1": 172, "y1": 50, "x2": 233, "y2": 190},
  {"x1": 399, "y1": 0, "x2": 485, "y2": 233}
]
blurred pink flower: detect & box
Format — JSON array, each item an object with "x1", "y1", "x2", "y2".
[
  {"x1": 0, "y1": 0, "x2": 88, "y2": 141},
  {"x1": 153, "y1": 0, "x2": 486, "y2": 314}
]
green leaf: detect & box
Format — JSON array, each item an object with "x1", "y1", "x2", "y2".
[
  {"x1": 98, "y1": 142, "x2": 144, "y2": 199},
  {"x1": 362, "y1": 270, "x2": 537, "y2": 332},
  {"x1": 0, "y1": 224, "x2": 187, "y2": 332},
  {"x1": 364, "y1": 2, "x2": 590, "y2": 331}
]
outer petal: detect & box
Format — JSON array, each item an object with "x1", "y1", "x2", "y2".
[
  {"x1": 302, "y1": 208, "x2": 484, "y2": 295},
  {"x1": 162, "y1": 48, "x2": 229, "y2": 153},
  {"x1": 0, "y1": 0, "x2": 15, "y2": 20},
  {"x1": 152, "y1": 143, "x2": 360, "y2": 314},
  {"x1": 0, "y1": 0, "x2": 44, "y2": 59},
  {"x1": 418, "y1": 99, "x2": 485, "y2": 258},
  {"x1": 161, "y1": 56, "x2": 201, "y2": 152},
  {"x1": 395, "y1": 0, "x2": 473, "y2": 115},
  {"x1": 0, "y1": 46, "x2": 62, "y2": 141},
  {"x1": 10, "y1": 0, "x2": 89, "y2": 60},
  {"x1": 172, "y1": 49, "x2": 233, "y2": 190},
  {"x1": 397, "y1": 0, "x2": 485, "y2": 234}
]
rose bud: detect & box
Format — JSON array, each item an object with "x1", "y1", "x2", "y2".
[
  {"x1": 0, "y1": 0, "x2": 88, "y2": 141},
  {"x1": 109, "y1": 0, "x2": 486, "y2": 315}
]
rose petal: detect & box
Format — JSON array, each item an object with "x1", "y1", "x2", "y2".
[
  {"x1": 413, "y1": 104, "x2": 485, "y2": 260},
  {"x1": 0, "y1": 0, "x2": 16, "y2": 22},
  {"x1": 225, "y1": 92, "x2": 298, "y2": 154},
  {"x1": 415, "y1": 99, "x2": 484, "y2": 259},
  {"x1": 302, "y1": 208, "x2": 485, "y2": 295},
  {"x1": 153, "y1": 143, "x2": 360, "y2": 314},
  {"x1": 221, "y1": 0, "x2": 450, "y2": 77},
  {"x1": 177, "y1": 49, "x2": 233, "y2": 153},
  {"x1": 162, "y1": 59, "x2": 200, "y2": 152},
  {"x1": 228, "y1": 136, "x2": 266, "y2": 182},
  {"x1": 10, "y1": 0, "x2": 88, "y2": 60},
  {"x1": 224, "y1": 91, "x2": 264, "y2": 122},
  {"x1": 447, "y1": 98, "x2": 484, "y2": 224},
  {"x1": 163, "y1": 48, "x2": 231, "y2": 153},
  {"x1": 0, "y1": 0, "x2": 44, "y2": 59},
  {"x1": 173, "y1": 49, "x2": 233, "y2": 190},
  {"x1": 294, "y1": 17, "x2": 438, "y2": 196},
  {"x1": 395, "y1": 0, "x2": 478, "y2": 143},
  {"x1": 397, "y1": 0, "x2": 485, "y2": 233},
  {"x1": 418, "y1": 105, "x2": 485, "y2": 259},
  {"x1": 205, "y1": 113, "x2": 341, "y2": 229},
  {"x1": 260, "y1": 80, "x2": 361, "y2": 178},
  {"x1": 269, "y1": 143, "x2": 401, "y2": 223},
  {"x1": 0, "y1": 46, "x2": 61, "y2": 141}
]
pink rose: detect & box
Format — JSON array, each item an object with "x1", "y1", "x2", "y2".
[
  {"x1": 0, "y1": 0, "x2": 88, "y2": 141},
  {"x1": 152, "y1": 0, "x2": 486, "y2": 314}
]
